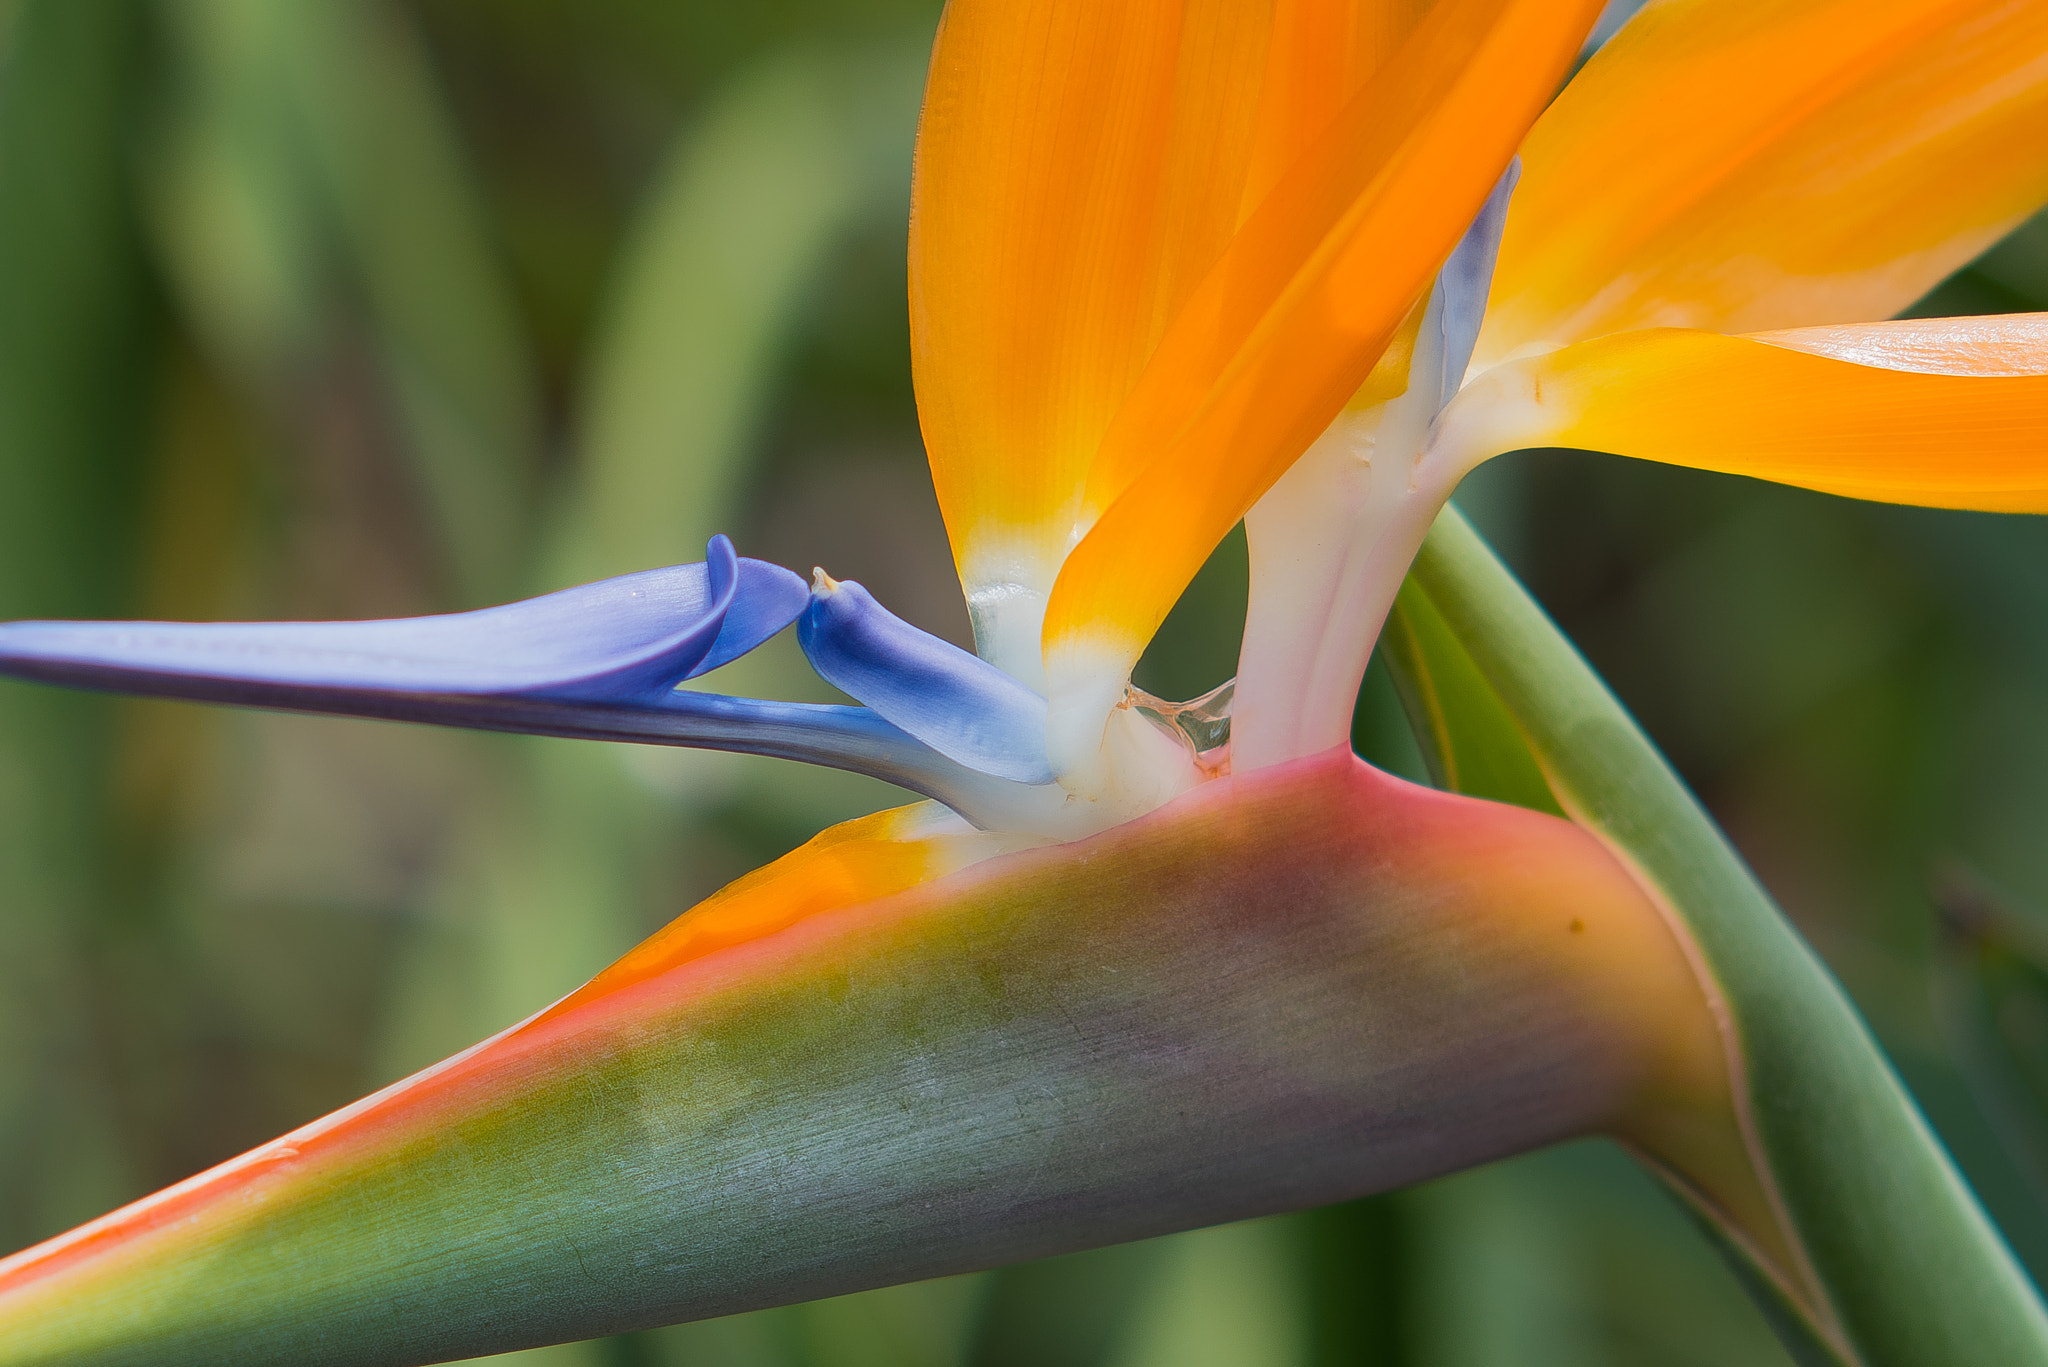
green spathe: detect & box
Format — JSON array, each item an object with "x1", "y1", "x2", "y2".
[{"x1": 0, "y1": 752, "x2": 1710, "y2": 1366}]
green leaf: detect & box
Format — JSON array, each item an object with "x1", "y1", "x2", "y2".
[
  {"x1": 0, "y1": 0, "x2": 158, "y2": 1254},
  {"x1": 1394, "y1": 505, "x2": 2048, "y2": 1367},
  {"x1": 1930, "y1": 872, "x2": 2048, "y2": 1208},
  {"x1": 550, "y1": 36, "x2": 926, "y2": 588},
  {"x1": 150, "y1": 0, "x2": 542, "y2": 604},
  {"x1": 293, "y1": 0, "x2": 541, "y2": 603}
]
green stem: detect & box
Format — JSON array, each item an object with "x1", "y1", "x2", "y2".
[{"x1": 1403, "y1": 505, "x2": 2048, "y2": 1367}]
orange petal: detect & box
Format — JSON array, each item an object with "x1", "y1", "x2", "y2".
[
  {"x1": 1442, "y1": 315, "x2": 2048, "y2": 511},
  {"x1": 1747, "y1": 311, "x2": 2048, "y2": 377},
  {"x1": 1479, "y1": 0, "x2": 2048, "y2": 365},
  {"x1": 910, "y1": 0, "x2": 1277, "y2": 621},
  {"x1": 547, "y1": 802, "x2": 1036, "y2": 1017},
  {"x1": 1238, "y1": 0, "x2": 1446, "y2": 216},
  {"x1": 1041, "y1": 0, "x2": 1601, "y2": 722},
  {"x1": 911, "y1": 0, "x2": 1598, "y2": 693}
]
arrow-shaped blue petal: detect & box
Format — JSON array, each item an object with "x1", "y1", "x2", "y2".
[
  {"x1": 0, "y1": 535, "x2": 805, "y2": 707},
  {"x1": 0, "y1": 536, "x2": 1060, "y2": 827}
]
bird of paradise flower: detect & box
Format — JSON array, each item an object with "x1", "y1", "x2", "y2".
[{"x1": 3, "y1": 0, "x2": 2048, "y2": 1363}]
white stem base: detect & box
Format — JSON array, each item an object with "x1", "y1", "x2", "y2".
[{"x1": 1234, "y1": 395, "x2": 1466, "y2": 771}]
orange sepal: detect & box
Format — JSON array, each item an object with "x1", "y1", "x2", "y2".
[
  {"x1": 910, "y1": 0, "x2": 1278, "y2": 596},
  {"x1": 1043, "y1": 0, "x2": 1602, "y2": 687},
  {"x1": 1445, "y1": 315, "x2": 2048, "y2": 511},
  {"x1": 1481, "y1": 0, "x2": 2048, "y2": 365}
]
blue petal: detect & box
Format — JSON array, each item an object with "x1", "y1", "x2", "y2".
[
  {"x1": 1435, "y1": 157, "x2": 1520, "y2": 411},
  {"x1": 468, "y1": 689, "x2": 1042, "y2": 820},
  {"x1": 797, "y1": 574, "x2": 1054, "y2": 785},
  {"x1": 0, "y1": 539, "x2": 1057, "y2": 828},
  {"x1": 0, "y1": 535, "x2": 807, "y2": 706},
  {"x1": 693, "y1": 539, "x2": 813, "y2": 678}
]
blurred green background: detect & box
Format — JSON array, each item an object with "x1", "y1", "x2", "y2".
[{"x1": 1, "y1": 1, "x2": 2044, "y2": 1363}]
